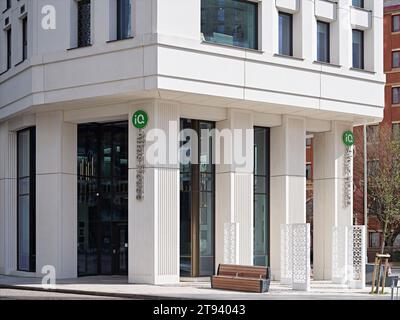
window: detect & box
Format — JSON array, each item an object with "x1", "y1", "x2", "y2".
[
  {"x1": 201, "y1": 0, "x2": 258, "y2": 50},
  {"x1": 306, "y1": 163, "x2": 312, "y2": 180},
  {"x1": 117, "y1": 0, "x2": 132, "y2": 40},
  {"x1": 393, "y1": 123, "x2": 400, "y2": 140},
  {"x1": 306, "y1": 138, "x2": 312, "y2": 147},
  {"x1": 393, "y1": 15, "x2": 400, "y2": 32},
  {"x1": 352, "y1": 0, "x2": 364, "y2": 8},
  {"x1": 17, "y1": 127, "x2": 36, "y2": 272},
  {"x1": 22, "y1": 16, "x2": 27, "y2": 61},
  {"x1": 369, "y1": 232, "x2": 380, "y2": 248},
  {"x1": 393, "y1": 51, "x2": 400, "y2": 68},
  {"x1": 367, "y1": 160, "x2": 379, "y2": 176},
  {"x1": 77, "y1": 0, "x2": 91, "y2": 47},
  {"x1": 6, "y1": 28, "x2": 11, "y2": 70},
  {"x1": 279, "y1": 12, "x2": 293, "y2": 56},
  {"x1": 317, "y1": 21, "x2": 330, "y2": 63},
  {"x1": 5, "y1": 0, "x2": 11, "y2": 10},
  {"x1": 367, "y1": 125, "x2": 379, "y2": 144},
  {"x1": 254, "y1": 127, "x2": 270, "y2": 267},
  {"x1": 352, "y1": 29, "x2": 364, "y2": 69},
  {"x1": 393, "y1": 87, "x2": 400, "y2": 105}
]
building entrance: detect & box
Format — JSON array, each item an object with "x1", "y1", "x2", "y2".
[{"x1": 77, "y1": 122, "x2": 128, "y2": 276}]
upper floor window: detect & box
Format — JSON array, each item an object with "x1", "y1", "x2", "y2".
[
  {"x1": 6, "y1": 28, "x2": 11, "y2": 70},
  {"x1": 5, "y1": 0, "x2": 11, "y2": 11},
  {"x1": 367, "y1": 125, "x2": 379, "y2": 144},
  {"x1": 392, "y1": 123, "x2": 400, "y2": 140},
  {"x1": 201, "y1": 0, "x2": 258, "y2": 50},
  {"x1": 117, "y1": 0, "x2": 132, "y2": 40},
  {"x1": 352, "y1": 29, "x2": 364, "y2": 69},
  {"x1": 393, "y1": 50, "x2": 400, "y2": 69},
  {"x1": 77, "y1": 0, "x2": 91, "y2": 47},
  {"x1": 22, "y1": 16, "x2": 28, "y2": 61},
  {"x1": 279, "y1": 12, "x2": 293, "y2": 56},
  {"x1": 393, "y1": 15, "x2": 400, "y2": 32},
  {"x1": 352, "y1": 0, "x2": 364, "y2": 8},
  {"x1": 393, "y1": 87, "x2": 400, "y2": 105},
  {"x1": 317, "y1": 21, "x2": 330, "y2": 63}
]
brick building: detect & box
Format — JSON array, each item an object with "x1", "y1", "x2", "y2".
[{"x1": 353, "y1": 0, "x2": 400, "y2": 262}]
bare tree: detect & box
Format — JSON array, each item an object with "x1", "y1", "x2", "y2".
[{"x1": 354, "y1": 123, "x2": 400, "y2": 254}]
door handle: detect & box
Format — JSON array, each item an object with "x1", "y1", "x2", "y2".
[{"x1": 113, "y1": 249, "x2": 116, "y2": 254}]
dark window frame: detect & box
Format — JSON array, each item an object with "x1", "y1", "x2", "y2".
[
  {"x1": 393, "y1": 15, "x2": 400, "y2": 32},
  {"x1": 77, "y1": 0, "x2": 91, "y2": 48},
  {"x1": 278, "y1": 11, "x2": 293, "y2": 56},
  {"x1": 6, "y1": 28, "x2": 11, "y2": 70},
  {"x1": 352, "y1": 29, "x2": 364, "y2": 69},
  {"x1": 317, "y1": 20, "x2": 330, "y2": 63},
  {"x1": 393, "y1": 50, "x2": 400, "y2": 69},
  {"x1": 201, "y1": 0, "x2": 259, "y2": 50},
  {"x1": 116, "y1": 0, "x2": 132, "y2": 40},
  {"x1": 393, "y1": 86, "x2": 400, "y2": 105},
  {"x1": 253, "y1": 127, "x2": 270, "y2": 267},
  {"x1": 352, "y1": 0, "x2": 364, "y2": 8},
  {"x1": 17, "y1": 127, "x2": 36, "y2": 273},
  {"x1": 22, "y1": 16, "x2": 28, "y2": 61}
]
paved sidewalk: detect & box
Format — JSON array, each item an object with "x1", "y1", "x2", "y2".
[{"x1": 0, "y1": 275, "x2": 392, "y2": 300}]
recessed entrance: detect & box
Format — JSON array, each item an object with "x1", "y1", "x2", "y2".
[
  {"x1": 77, "y1": 121, "x2": 128, "y2": 276},
  {"x1": 180, "y1": 119, "x2": 215, "y2": 277}
]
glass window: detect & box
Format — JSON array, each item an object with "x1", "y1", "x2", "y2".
[
  {"x1": 6, "y1": 28, "x2": 11, "y2": 70},
  {"x1": 393, "y1": 87, "x2": 400, "y2": 104},
  {"x1": 253, "y1": 127, "x2": 270, "y2": 267},
  {"x1": 393, "y1": 15, "x2": 400, "y2": 32},
  {"x1": 22, "y1": 17, "x2": 27, "y2": 61},
  {"x1": 306, "y1": 163, "x2": 312, "y2": 180},
  {"x1": 117, "y1": 0, "x2": 132, "y2": 40},
  {"x1": 17, "y1": 128, "x2": 36, "y2": 272},
  {"x1": 6, "y1": 0, "x2": 11, "y2": 10},
  {"x1": 317, "y1": 21, "x2": 330, "y2": 63},
  {"x1": 393, "y1": 51, "x2": 400, "y2": 68},
  {"x1": 78, "y1": 0, "x2": 91, "y2": 47},
  {"x1": 279, "y1": 12, "x2": 293, "y2": 56},
  {"x1": 367, "y1": 125, "x2": 379, "y2": 143},
  {"x1": 352, "y1": 0, "x2": 364, "y2": 8},
  {"x1": 393, "y1": 123, "x2": 400, "y2": 140},
  {"x1": 369, "y1": 232, "x2": 380, "y2": 248},
  {"x1": 352, "y1": 29, "x2": 364, "y2": 69},
  {"x1": 201, "y1": 0, "x2": 258, "y2": 50}
]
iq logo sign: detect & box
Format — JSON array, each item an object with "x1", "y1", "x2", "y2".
[
  {"x1": 342, "y1": 131, "x2": 354, "y2": 147},
  {"x1": 132, "y1": 110, "x2": 148, "y2": 129}
]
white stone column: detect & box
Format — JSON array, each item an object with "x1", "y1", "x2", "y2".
[
  {"x1": 0, "y1": 122, "x2": 17, "y2": 275},
  {"x1": 270, "y1": 116, "x2": 306, "y2": 280},
  {"x1": 36, "y1": 111, "x2": 77, "y2": 279},
  {"x1": 313, "y1": 121, "x2": 353, "y2": 281},
  {"x1": 128, "y1": 100, "x2": 180, "y2": 284},
  {"x1": 215, "y1": 110, "x2": 254, "y2": 269}
]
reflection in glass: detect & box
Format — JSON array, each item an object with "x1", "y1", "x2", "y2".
[
  {"x1": 17, "y1": 128, "x2": 35, "y2": 272},
  {"x1": 253, "y1": 127, "x2": 270, "y2": 267},
  {"x1": 77, "y1": 122, "x2": 128, "y2": 276}
]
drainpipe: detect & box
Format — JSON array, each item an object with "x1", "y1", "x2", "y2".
[{"x1": 363, "y1": 124, "x2": 368, "y2": 258}]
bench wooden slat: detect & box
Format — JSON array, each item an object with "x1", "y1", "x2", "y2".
[{"x1": 211, "y1": 264, "x2": 271, "y2": 293}]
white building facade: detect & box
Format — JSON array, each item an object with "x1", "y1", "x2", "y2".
[{"x1": 0, "y1": 0, "x2": 384, "y2": 285}]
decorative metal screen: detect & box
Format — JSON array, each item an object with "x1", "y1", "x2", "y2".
[
  {"x1": 291, "y1": 224, "x2": 311, "y2": 291},
  {"x1": 223, "y1": 223, "x2": 239, "y2": 264},
  {"x1": 78, "y1": 0, "x2": 91, "y2": 47},
  {"x1": 348, "y1": 225, "x2": 366, "y2": 289},
  {"x1": 280, "y1": 224, "x2": 292, "y2": 285},
  {"x1": 332, "y1": 226, "x2": 348, "y2": 284}
]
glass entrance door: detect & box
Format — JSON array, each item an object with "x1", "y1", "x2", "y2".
[
  {"x1": 180, "y1": 119, "x2": 215, "y2": 277},
  {"x1": 77, "y1": 122, "x2": 128, "y2": 276}
]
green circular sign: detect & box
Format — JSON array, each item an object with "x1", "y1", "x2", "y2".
[
  {"x1": 342, "y1": 131, "x2": 354, "y2": 147},
  {"x1": 132, "y1": 110, "x2": 148, "y2": 129}
]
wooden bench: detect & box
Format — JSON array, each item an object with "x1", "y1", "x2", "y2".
[{"x1": 211, "y1": 264, "x2": 271, "y2": 293}]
